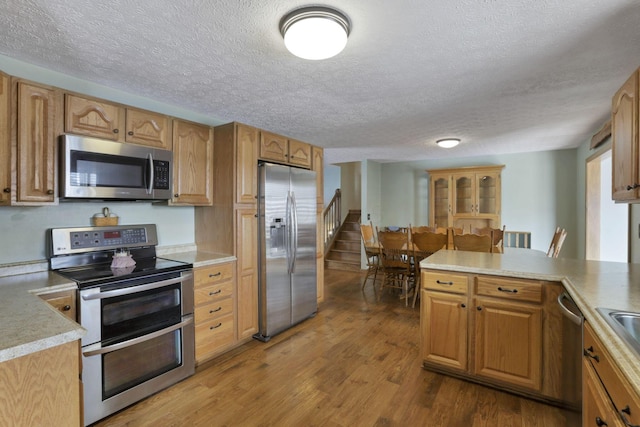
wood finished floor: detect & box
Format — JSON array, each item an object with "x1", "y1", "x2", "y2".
[{"x1": 94, "y1": 269, "x2": 572, "y2": 427}]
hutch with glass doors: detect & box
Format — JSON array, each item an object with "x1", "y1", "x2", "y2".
[{"x1": 427, "y1": 165, "x2": 504, "y2": 230}]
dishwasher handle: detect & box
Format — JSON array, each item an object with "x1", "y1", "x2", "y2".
[{"x1": 558, "y1": 292, "x2": 583, "y2": 326}]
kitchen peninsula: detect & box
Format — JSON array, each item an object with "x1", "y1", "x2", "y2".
[{"x1": 420, "y1": 248, "x2": 640, "y2": 423}]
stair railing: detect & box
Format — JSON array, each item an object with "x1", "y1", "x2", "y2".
[{"x1": 323, "y1": 189, "x2": 341, "y2": 255}]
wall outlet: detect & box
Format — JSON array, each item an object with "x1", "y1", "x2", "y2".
[{"x1": 367, "y1": 213, "x2": 370, "y2": 220}]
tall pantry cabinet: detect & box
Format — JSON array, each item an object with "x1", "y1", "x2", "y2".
[{"x1": 195, "y1": 122, "x2": 325, "y2": 346}]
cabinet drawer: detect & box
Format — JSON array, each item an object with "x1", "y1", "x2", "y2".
[
  {"x1": 194, "y1": 280, "x2": 233, "y2": 306},
  {"x1": 38, "y1": 290, "x2": 77, "y2": 321},
  {"x1": 195, "y1": 263, "x2": 234, "y2": 287},
  {"x1": 195, "y1": 298, "x2": 234, "y2": 323},
  {"x1": 422, "y1": 271, "x2": 468, "y2": 294},
  {"x1": 476, "y1": 276, "x2": 542, "y2": 303},
  {"x1": 195, "y1": 314, "x2": 235, "y2": 360},
  {"x1": 584, "y1": 322, "x2": 640, "y2": 426}
]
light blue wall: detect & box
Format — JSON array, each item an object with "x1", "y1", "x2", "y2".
[
  {"x1": 0, "y1": 55, "x2": 224, "y2": 265},
  {"x1": 323, "y1": 164, "x2": 341, "y2": 206},
  {"x1": 372, "y1": 150, "x2": 579, "y2": 257}
]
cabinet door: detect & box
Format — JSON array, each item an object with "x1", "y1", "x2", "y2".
[
  {"x1": 64, "y1": 94, "x2": 124, "y2": 141},
  {"x1": 312, "y1": 146, "x2": 324, "y2": 207},
  {"x1": 39, "y1": 290, "x2": 77, "y2": 321},
  {"x1": 236, "y1": 208, "x2": 258, "y2": 339},
  {"x1": 236, "y1": 124, "x2": 258, "y2": 204},
  {"x1": 259, "y1": 131, "x2": 288, "y2": 163},
  {"x1": 421, "y1": 290, "x2": 468, "y2": 371},
  {"x1": 452, "y1": 173, "x2": 475, "y2": 216},
  {"x1": 172, "y1": 120, "x2": 213, "y2": 205},
  {"x1": 476, "y1": 172, "x2": 500, "y2": 216},
  {"x1": 125, "y1": 108, "x2": 172, "y2": 149},
  {"x1": 16, "y1": 82, "x2": 59, "y2": 203},
  {"x1": 288, "y1": 139, "x2": 311, "y2": 168},
  {"x1": 429, "y1": 173, "x2": 451, "y2": 227},
  {"x1": 0, "y1": 73, "x2": 10, "y2": 205},
  {"x1": 474, "y1": 297, "x2": 542, "y2": 390},
  {"x1": 612, "y1": 70, "x2": 638, "y2": 202},
  {"x1": 583, "y1": 358, "x2": 624, "y2": 427}
]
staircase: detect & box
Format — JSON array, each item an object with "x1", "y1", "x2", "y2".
[{"x1": 324, "y1": 210, "x2": 362, "y2": 272}]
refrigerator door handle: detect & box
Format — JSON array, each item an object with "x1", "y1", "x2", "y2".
[
  {"x1": 286, "y1": 191, "x2": 294, "y2": 274},
  {"x1": 291, "y1": 191, "x2": 298, "y2": 273}
]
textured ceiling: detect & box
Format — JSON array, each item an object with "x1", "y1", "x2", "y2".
[{"x1": 1, "y1": 0, "x2": 640, "y2": 164}]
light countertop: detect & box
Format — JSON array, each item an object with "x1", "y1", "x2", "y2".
[
  {"x1": 420, "y1": 248, "x2": 640, "y2": 397},
  {"x1": 0, "y1": 250, "x2": 235, "y2": 363}
]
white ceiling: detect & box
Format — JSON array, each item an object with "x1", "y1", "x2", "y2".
[{"x1": 1, "y1": 0, "x2": 639, "y2": 164}]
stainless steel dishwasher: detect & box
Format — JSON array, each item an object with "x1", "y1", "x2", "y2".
[{"x1": 558, "y1": 291, "x2": 584, "y2": 425}]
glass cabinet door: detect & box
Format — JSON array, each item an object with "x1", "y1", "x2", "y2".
[
  {"x1": 454, "y1": 174, "x2": 474, "y2": 215},
  {"x1": 432, "y1": 176, "x2": 450, "y2": 227},
  {"x1": 477, "y1": 173, "x2": 498, "y2": 215}
]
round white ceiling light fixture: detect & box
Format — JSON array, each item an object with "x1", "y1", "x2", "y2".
[
  {"x1": 280, "y1": 6, "x2": 351, "y2": 60},
  {"x1": 436, "y1": 138, "x2": 461, "y2": 148}
]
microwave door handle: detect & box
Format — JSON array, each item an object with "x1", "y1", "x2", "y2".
[{"x1": 146, "y1": 153, "x2": 154, "y2": 195}]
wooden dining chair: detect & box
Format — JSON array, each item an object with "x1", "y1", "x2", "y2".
[
  {"x1": 547, "y1": 227, "x2": 567, "y2": 258},
  {"x1": 376, "y1": 229, "x2": 413, "y2": 306},
  {"x1": 473, "y1": 225, "x2": 506, "y2": 253},
  {"x1": 360, "y1": 221, "x2": 380, "y2": 290},
  {"x1": 410, "y1": 231, "x2": 449, "y2": 308},
  {"x1": 452, "y1": 233, "x2": 493, "y2": 253}
]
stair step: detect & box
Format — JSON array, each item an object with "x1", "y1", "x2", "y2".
[
  {"x1": 338, "y1": 230, "x2": 360, "y2": 241},
  {"x1": 334, "y1": 240, "x2": 361, "y2": 252},
  {"x1": 326, "y1": 251, "x2": 360, "y2": 263},
  {"x1": 325, "y1": 259, "x2": 362, "y2": 272},
  {"x1": 341, "y1": 222, "x2": 360, "y2": 231}
]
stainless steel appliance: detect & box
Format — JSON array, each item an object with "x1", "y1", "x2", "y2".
[
  {"x1": 254, "y1": 162, "x2": 317, "y2": 342},
  {"x1": 557, "y1": 291, "x2": 583, "y2": 425},
  {"x1": 48, "y1": 224, "x2": 194, "y2": 426},
  {"x1": 59, "y1": 134, "x2": 173, "y2": 200}
]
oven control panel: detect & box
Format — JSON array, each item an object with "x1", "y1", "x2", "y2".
[{"x1": 49, "y1": 224, "x2": 159, "y2": 256}]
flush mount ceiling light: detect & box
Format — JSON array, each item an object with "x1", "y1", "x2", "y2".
[
  {"x1": 280, "y1": 6, "x2": 351, "y2": 60},
  {"x1": 436, "y1": 138, "x2": 461, "y2": 148}
]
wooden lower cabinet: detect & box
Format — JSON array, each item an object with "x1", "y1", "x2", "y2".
[
  {"x1": 236, "y1": 207, "x2": 258, "y2": 339},
  {"x1": 421, "y1": 269, "x2": 564, "y2": 404},
  {"x1": 474, "y1": 297, "x2": 542, "y2": 390},
  {"x1": 194, "y1": 262, "x2": 236, "y2": 364},
  {"x1": 583, "y1": 321, "x2": 640, "y2": 427},
  {"x1": 38, "y1": 289, "x2": 77, "y2": 321},
  {"x1": 421, "y1": 289, "x2": 467, "y2": 370},
  {"x1": 0, "y1": 341, "x2": 81, "y2": 426}
]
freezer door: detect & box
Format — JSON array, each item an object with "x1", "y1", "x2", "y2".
[
  {"x1": 290, "y1": 167, "x2": 317, "y2": 323},
  {"x1": 259, "y1": 163, "x2": 292, "y2": 337}
]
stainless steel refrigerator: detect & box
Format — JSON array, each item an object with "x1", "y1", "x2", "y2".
[{"x1": 254, "y1": 162, "x2": 317, "y2": 342}]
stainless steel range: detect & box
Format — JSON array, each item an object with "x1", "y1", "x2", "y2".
[{"x1": 48, "y1": 224, "x2": 194, "y2": 426}]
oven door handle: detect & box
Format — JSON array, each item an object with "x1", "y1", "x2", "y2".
[
  {"x1": 81, "y1": 272, "x2": 193, "y2": 301},
  {"x1": 82, "y1": 314, "x2": 193, "y2": 357}
]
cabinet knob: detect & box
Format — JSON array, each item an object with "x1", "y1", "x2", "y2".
[
  {"x1": 62, "y1": 305, "x2": 71, "y2": 311},
  {"x1": 595, "y1": 417, "x2": 608, "y2": 426},
  {"x1": 627, "y1": 184, "x2": 640, "y2": 191},
  {"x1": 46, "y1": 190, "x2": 54, "y2": 195},
  {"x1": 174, "y1": 194, "x2": 179, "y2": 198},
  {"x1": 113, "y1": 129, "x2": 119, "y2": 134},
  {"x1": 128, "y1": 131, "x2": 134, "y2": 136},
  {"x1": 584, "y1": 346, "x2": 600, "y2": 363},
  {"x1": 477, "y1": 306, "x2": 482, "y2": 311},
  {"x1": 460, "y1": 303, "x2": 466, "y2": 308},
  {"x1": 2, "y1": 188, "x2": 9, "y2": 193}
]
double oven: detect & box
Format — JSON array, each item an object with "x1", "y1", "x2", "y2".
[{"x1": 49, "y1": 224, "x2": 194, "y2": 426}]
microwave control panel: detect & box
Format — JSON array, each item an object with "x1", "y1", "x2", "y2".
[{"x1": 153, "y1": 160, "x2": 170, "y2": 189}]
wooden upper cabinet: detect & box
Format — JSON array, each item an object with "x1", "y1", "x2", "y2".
[
  {"x1": 171, "y1": 119, "x2": 213, "y2": 206},
  {"x1": 16, "y1": 81, "x2": 61, "y2": 204},
  {"x1": 236, "y1": 124, "x2": 258, "y2": 204},
  {"x1": 288, "y1": 138, "x2": 311, "y2": 168},
  {"x1": 65, "y1": 94, "x2": 124, "y2": 140},
  {"x1": 428, "y1": 165, "x2": 503, "y2": 230},
  {"x1": 259, "y1": 131, "x2": 311, "y2": 168},
  {"x1": 0, "y1": 73, "x2": 10, "y2": 205},
  {"x1": 612, "y1": 69, "x2": 639, "y2": 202},
  {"x1": 125, "y1": 108, "x2": 172, "y2": 149},
  {"x1": 65, "y1": 94, "x2": 172, "y2": 149},
  {"x1": 260, "y1": 131, "x2": 288, "y2": 163}
]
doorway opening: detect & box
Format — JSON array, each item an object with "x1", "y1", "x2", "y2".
[{"x1": 585, "y1": 149, "x2": 628, "y2": 262}]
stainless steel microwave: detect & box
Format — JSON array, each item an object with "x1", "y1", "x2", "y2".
[{"x1": 59, "y1": 134, "x2": 173, "y2": 201}]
